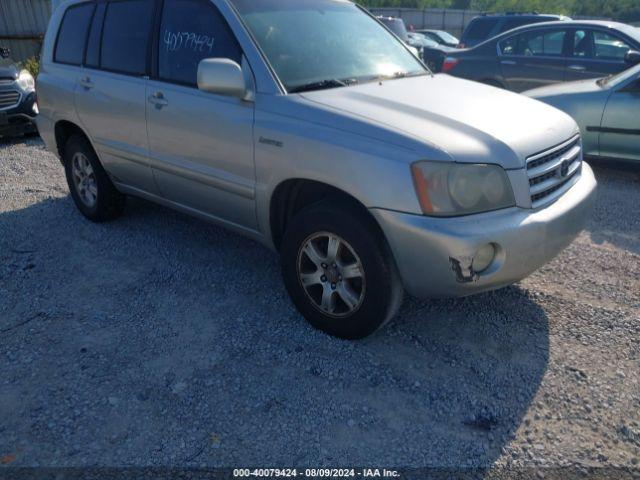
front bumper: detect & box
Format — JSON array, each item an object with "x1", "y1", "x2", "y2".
[
  {"x1": 372, "y1": 162, "x2": 597, "y2": 298},
  {"x1": 0, "y1": 91, "x2": 38, "y2": 137}
]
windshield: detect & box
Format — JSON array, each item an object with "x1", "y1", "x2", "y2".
[
  {"x1": 598, "y1": 63, "x2": 640, "y2": 88},
  {"x1": 230, "y1": 0, "x2": 426, "y2": 93}
]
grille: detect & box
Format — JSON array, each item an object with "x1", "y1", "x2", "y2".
[
  {"x1": 527, "y1": 135, "x2": 582, "y2": 209},
  {"x1": 0, "y1": 89, "x2": 21, "y2": 109}
]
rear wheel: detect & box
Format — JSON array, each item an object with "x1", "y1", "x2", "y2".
[
  {"x1": 64, "y1": 135, "x2": 125, "y2": 222},
  {"x1": 281, "y1": 199, "x2": 403, "y2": 339}
]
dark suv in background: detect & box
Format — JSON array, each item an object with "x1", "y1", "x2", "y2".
[
  {"x1": 459, "y1": 12, "x2": 571, "y2": 48},
  {"x1": 444, "y1": 21, "x2": 640, "y2": 92},
  {"x1": 0, "y1": 47, "x2": 38, "y2": 138}
]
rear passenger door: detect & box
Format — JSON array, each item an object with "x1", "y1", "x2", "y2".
[
  {"x1": 498, "y1": 28, "x2": 568, "y2": 92},
  {"x1": 145, "y1": 0, "x2": 257, "y2": 230},
  {"x1": 74, "y1": 0, "x2": 158, "y2": 194},
  {"x1": 565, "y1": 29, "x2": 634, "y2": 82}
]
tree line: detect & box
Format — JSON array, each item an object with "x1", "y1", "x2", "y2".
[{"x1": 354, "y1": 0, "x2": 640, "y2": 23}]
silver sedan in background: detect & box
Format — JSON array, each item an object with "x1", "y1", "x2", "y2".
[{"x1": 526, "y1": 64, "x2": 640, "y2": 163}]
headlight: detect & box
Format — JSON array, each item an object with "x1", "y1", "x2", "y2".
[
  {"x1": 411, "y1": 161, "x2": 515, "y2": 216},
  {"x1": 17, "y1": 69, "x2": 35, "y2": 92}
]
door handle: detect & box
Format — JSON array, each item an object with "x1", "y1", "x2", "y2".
[
  {"x1": 148, "y1": 92, "x2": 168, "y2": 109},
  {"x1": 79, "y1": 76, "x2": 94, "y2": 89},
  {"x1": 568, "y1": 65, "x2": 586, "y2": 71},
  {"x1": 501, "y1": 60, "x2": 517, "y2": 66}
]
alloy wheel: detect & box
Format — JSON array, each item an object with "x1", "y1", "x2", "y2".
[{"x1": 297, "y1": 232, "x2": 366, "y2": 318}]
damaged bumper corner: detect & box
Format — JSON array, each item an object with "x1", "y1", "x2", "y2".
[
  {"x1": 370, "y1": 162, "x2": 597, "y2": 299},
  {"x1": 449, "y1": 256, "x2": 479, "y2": 284}
]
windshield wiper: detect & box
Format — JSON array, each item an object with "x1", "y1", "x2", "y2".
[
  {"x1": 288, "y1": 78, "x2": 357, "y2": 93},
  {"x1": 367, "y1": 70, "x2": 430, "y2": 83}
]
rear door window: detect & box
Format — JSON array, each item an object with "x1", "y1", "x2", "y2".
[
  {"x1": 55, "y1": 2, "x2": 95, "y2": 65},
  {"x1": 100, "y1": 0, "x2": 155, "y2": 75},
  {"x1": 158, "y1": 0, "x2": 242, "y2": 86},
  {"x1": 500, "y1": 29, "x2": 566, "y2": 57}
]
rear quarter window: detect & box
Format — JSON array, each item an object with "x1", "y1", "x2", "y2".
[{"x1": 54, "y1": 2, "x2": 95, "y2": 65}]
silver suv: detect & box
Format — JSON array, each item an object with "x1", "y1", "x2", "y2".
[{"x1": 38, "y1": 0, "x2": 597, "y2": 339}]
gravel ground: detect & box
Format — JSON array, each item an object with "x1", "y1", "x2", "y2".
[{"x1": 0, "y1": 137, "x2": 639, "y2": 470}]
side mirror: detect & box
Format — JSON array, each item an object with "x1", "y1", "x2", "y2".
[
  {"x1": 197, "y1": 58, "x2": 246, "y2": 98},
  {"x1": 624, "y1": 50, "x2": 640, "y2": 66}
]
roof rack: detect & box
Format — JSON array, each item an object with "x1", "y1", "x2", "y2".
[{"x1": 479, "y1": 11, "x2": 547, "y2": 17}]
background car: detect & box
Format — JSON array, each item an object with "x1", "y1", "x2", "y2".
[
  {"x1": 526, "y1": 63, "x2": 640, "y2": 163},
  {"x1": 377, "y1": 16, "x2": 423, "y2": 58},
  {"x1": 378, "y1": 17, "x2": 453, "y2": 71},
  {"x1": 443, "y1": 21, "x2": 640, "y2": 92},
  {"x1": 459, "y1": 12, "x2": 571, "y2": 49},
  {"x1": 0, "y1": 47, "x2": 38, "y2": 138},
  {"x1": 407, "y1": 32, "x2": 456, "y2": 72},
  {"x1": 377, "y1": 16, "x2": 412, "y2": 44},
  {"x1": 416, "y1": 29, "x2": 460, "y2": 48}
]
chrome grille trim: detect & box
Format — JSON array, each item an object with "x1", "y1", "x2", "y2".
[
  {"x1": 527, "y1": 134, "x2": 582, "y2": 209},
  {"x1": 0, "y1": 89, "x2": 21, "y2": 110}
]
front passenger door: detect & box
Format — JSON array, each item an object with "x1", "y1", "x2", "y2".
[
  {"x1": 565, "y1": 29, "x2": 633, "y2": 82},
  {"x1": 146, "y1": 0, "x2": 257, "y2": 230},
  {"x1": 598, "y1": 76, "x2": 640, "y2": 162}
]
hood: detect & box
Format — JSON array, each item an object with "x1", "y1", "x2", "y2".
[
  {"x1": 300, "y1": 74, "x2": 579, "y2": 169},
  {"x1": 525, "y1": 78, "x2": 603, "y2": 98},
  {"x1": 0, "y1": 63, "x2": 19, "y2": 80}
]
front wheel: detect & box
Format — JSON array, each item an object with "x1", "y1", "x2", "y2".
[{"x1": 281, "y1": 199, "x2": 404, "y2": 339}]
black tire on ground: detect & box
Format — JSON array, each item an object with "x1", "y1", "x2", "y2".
[
  {"x1": 63, "y1": 134, "x2": 126, "y2": 222},
  {"x1": 281, "y1": 198, "x2": 404, "y2": 340}
]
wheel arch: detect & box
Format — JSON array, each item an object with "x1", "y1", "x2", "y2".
[
  {"x1": 269, "y1": 178, "x2": 385, "y2": 252},
  {"x1": 54, "y1": 120, "x2": 94, "y2": 164}
]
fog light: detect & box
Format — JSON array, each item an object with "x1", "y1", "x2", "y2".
[
  {"x1": 472, "y1": 244, "x2": 496, "y2": 273},
  {"x1": 33, "y1": 102, "x2": 39, "y2": 114}
]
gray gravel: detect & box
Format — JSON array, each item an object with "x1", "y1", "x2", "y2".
[{"x1": 0, "y1": 137, "x2": 639, "y2": 469}]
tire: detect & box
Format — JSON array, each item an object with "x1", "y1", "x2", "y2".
[
  {"x1": 63, "y1": 134, "x2": 125, "y2": 222},
  {"x1": 281, "y1": 199, "x2": 404, "y2": 340}
]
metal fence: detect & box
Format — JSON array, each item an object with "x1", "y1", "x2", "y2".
[{"x1": 0, "y1": 0, "x2": 51, "y2": 62}]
